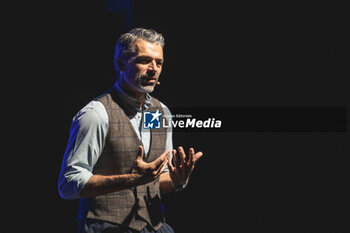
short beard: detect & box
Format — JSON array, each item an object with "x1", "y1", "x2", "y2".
[{"x1": 135, "y1": 73, "x2": 157, "y2": 93}]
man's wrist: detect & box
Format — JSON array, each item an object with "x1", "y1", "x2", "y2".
[{"x1": 171, "y1": 179, "x2": 188, "y2": 191}]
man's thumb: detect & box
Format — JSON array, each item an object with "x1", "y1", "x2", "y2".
[{"x1": 138, "y1": 146, "x2": 144, "y2": 160}]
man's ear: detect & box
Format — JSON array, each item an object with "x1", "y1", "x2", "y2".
[{"x1": 117, "y1": 58, "x2": 125, "y2": 72}]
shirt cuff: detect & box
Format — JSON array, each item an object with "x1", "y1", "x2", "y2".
[{"x1": 58, "y1": 168, "x2": 93, "y2": 200}]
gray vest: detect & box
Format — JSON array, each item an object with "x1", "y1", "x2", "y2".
[{"x1": 79, "y1": 90, "x2": 168, "y2": 231}]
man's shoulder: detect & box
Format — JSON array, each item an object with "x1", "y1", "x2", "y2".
[
  {"x1": 93, "y1": 89, "x2": 114, "y2": 106},
  {"x1": 72, "y1": 100, "x2": 109, "y2": 127}
]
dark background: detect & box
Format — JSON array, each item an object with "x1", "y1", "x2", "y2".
[{"x1": 7, "y1": 1, "x2": 349, "y2": 232}]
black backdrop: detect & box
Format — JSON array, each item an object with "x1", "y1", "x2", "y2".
[{"x1": 8, "y1": 1, "x2": 350, "y2": 232}]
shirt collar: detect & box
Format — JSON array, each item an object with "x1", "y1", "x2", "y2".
[{"x1": 113, "y1": 81, "x2": 151, "y2": 116}]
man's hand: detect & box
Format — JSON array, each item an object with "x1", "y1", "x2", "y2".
[
  {"x1": 168, "y1": 146, "x2": 203, "y2": 189},
  {"x1": 79, "y1": 146, "x2": 169, "y2": 198},
  {"x1": 132, "y1": 146, "x2": 170, "y2": 185}
]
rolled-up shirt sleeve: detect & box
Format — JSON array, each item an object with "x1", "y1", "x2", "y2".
[{"x1": 58, "y1": 101, "x2": 108, "y2": 200}]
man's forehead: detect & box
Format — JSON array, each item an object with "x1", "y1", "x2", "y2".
[{"x1": 133, "y1": 39, "x2": 163, "y2": 57}]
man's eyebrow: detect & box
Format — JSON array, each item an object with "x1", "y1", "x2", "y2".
[
  {"x1": 135, "y1": 55, "x2": 163, "y2": 62},
  {"x1": 155, "y1": 58, "x2": 164, "y2": 62},
  {"x1": 133, "y1": 56, "x2": 151, "y2": 62},
  {"x1": 136, "y1": 55, "x2": 151, "y2": 58}
]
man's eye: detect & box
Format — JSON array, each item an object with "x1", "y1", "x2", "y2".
[{"x1": 135, "y1": 57, "x2": 151, "y2": 64}]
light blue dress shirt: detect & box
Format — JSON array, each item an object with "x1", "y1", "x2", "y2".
[{"x1": 58, "y1": 83, "x2": 173, "y2": 200}]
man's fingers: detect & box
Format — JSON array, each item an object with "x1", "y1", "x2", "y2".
[
  {"x1": 193, "y1": 151, "x2": 203, "y2": 162},
  {"x1": 168, "y1": 150, "x2": 176, "y2": 172},
  {"x1": 153, "y1": 151, "x2": 170, "y2": 177},
  {"x1": 151, "y1": 150, "x2": 170, "y2": 169},
  {"x1": 167, "y1": 159, "x2": 175, "y2": 172},
  {"x1": 172, "y1": 149, "x2": 180, "y2": 169},
  {"x1": 188, "y1": 148, "x2": 194, "y2": 167},
  {"x1": 178, "y1": 146, "x2": 186, "y2": 166},
  {"x1": 155, "y1": 156, "x2": 168, "y2": 176},
  {"x1": 188, "y1": 149, "x2": 203, "y2": 174}
]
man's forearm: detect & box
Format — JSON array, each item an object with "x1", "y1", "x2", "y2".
[
  {"x1": 79, "y1": 173, "x2": 141, "y2": 198},
  {"x1": 80, "y1": 149, "x2": 170, "y2": 198}
]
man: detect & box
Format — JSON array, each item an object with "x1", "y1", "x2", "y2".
[{"x1": 58, "y1": 28, "x2": 203, "y2": 233}]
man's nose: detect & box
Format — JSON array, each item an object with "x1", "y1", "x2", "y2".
[
  {"x1": 147, "y1": 61, "x2": 157, "y2": 75},
  {"x1": 147, "y1": 69, "x2": 156, "y2": 77},
  {"x1": 148, "y1": 60, "x2": 157, "y2": 71}
]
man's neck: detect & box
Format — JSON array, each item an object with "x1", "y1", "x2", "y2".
[{"x1": 118, "y1": 78, "x2": 145, "y2": 106}]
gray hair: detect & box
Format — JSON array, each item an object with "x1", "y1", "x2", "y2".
[{"x1": 114, "y1": 28, "x2": 165, "y2": 78}]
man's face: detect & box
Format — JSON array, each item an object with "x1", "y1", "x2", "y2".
[{"x1": 121, "y1": 39, "x2": 164, "y2": 94}]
